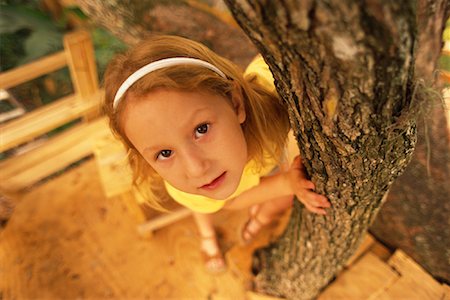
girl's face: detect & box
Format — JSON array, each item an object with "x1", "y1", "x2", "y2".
[{"x1": 123, "y1": 88, "x2": 248, "y2": 200}]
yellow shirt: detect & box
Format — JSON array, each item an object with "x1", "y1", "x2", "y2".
[
  {"x1": 244, "y1": 55, "x2": 276, "y2": 94},
  {"x1": 164, "y1": 55, "x2": 277, "y2": 213}
]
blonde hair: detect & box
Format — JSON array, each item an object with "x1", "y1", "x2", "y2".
[{"x1": 103, "y1": 35, "x2": 290, "y2": 211}]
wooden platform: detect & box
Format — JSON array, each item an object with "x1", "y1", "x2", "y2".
[{"x1": 0, "y1": 159, "x2": 448, "y2": 299}]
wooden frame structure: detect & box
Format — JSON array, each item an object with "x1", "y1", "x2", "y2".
[
  {"x1": 0, "y1": 30, "x2": 107, "y2": 193},
  {"x1": 0, "y1": 29, "x2": 190, "y2": 234}
]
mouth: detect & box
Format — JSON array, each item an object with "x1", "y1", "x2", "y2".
[{"x1": 200, "y1": 172, "x2": 227, "y2": 191}]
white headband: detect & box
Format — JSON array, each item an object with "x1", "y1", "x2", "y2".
[{"x1": 112, "y1": 57, "x2": 227, "y2": 110}]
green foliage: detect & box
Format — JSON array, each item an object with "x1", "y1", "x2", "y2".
[
  {"x1": 0, "y1": 3, "x2": 128, "y2": 110},
  {"x1": 53, "y1": 6, "x2": 88, "y2": 29},
  {"x1": 0, "y1": 0, "x2": 40, "y2": 7},
  {"x1": 0, "y1": 4, "x2": 63, "y2": 71},
  {"x1": 91, "y1": 27, "x2": 128, "y2": 79},
  {"x1": 0, "y1": 29, "x2": 28, "y2": 70},
  {"x1": 438, "y1": 55, "x2": 450, "y2": 71}
]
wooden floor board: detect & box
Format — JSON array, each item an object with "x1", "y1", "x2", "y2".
[
  {"x1": 373, "y1": 276, "x2": 442, "y2": 300},
  {"x1": 376, "y1": 250, "x2": 446, "y2": 300},
  {"x1": 0, "y1": 159, "x2": 248, "y2": 299},
  {"x1": 318, "y1": 252, "x2": 399, "y2": 300},
  {"x1": 0, "y1": 158, "x2": 444, "y2": 299}
]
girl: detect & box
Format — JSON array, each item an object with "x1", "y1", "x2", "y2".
[{"x1": 103, "y1": 35, "x2": 330, "y2": 274}]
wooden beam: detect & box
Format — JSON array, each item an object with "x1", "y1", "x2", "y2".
[
  {"x1": 0, "y1": 117, "x2": 110, "y2": 192},
  {"x1": 0, "y1": 51, "x2": 67, "y2": 90},
  {"x1": 0, "y1": 90, "x2": 103, "y2": 153},
  {"x1": 318, "y1": 253, "x2": 399, "y2": 300},
  {"x1": 345, "y1": 234, "x2": 375, "y2": 267},
  {"x1": 64, "y1": 30, "x2": 100, "y2": 120},
  {"x1": 64, "y1": 30, "x2": 99, "y2": 99},
  {"x1": 137, "y1": 208, "x2": 192, "y2": 235},
  {"x1": 386, "y1": 250, "x2": 444, "y2": 300},
  {"x1": 93, "y1": 131, "x2": 132, "y2": 198},
  {"x1": 246, "y1": 291, "x2": 285, "y2": 300}
]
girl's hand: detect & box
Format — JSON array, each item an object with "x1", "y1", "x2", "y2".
[{"x1": 285, "y1": 155, "x2": 331, "y2": 215}]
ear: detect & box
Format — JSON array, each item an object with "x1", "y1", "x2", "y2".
[{"x1": 231, "y1": 83, "x2": 246, "y2": 124}]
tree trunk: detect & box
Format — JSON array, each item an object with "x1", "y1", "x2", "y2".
[
  {"x1": 224, "y1": 0, "x2": 446, "y2": 298},
  {"x1": 75, "y1": 0, "x2": 448, "y2": 297},
  {"x1": 370, "y1": 0, "x2": 450, "y2": 282}
]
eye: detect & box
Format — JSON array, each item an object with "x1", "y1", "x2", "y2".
[
  {"x1": 156, "y1": 149, "x2": 172, "y2": 160},
  {"x1": 194, "y1": 123, "x2": 210, "y2": 138}
]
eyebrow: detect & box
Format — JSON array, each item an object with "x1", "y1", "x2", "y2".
[{"x1": 142, "y1": 107, "x2": 210, "y2": 155}]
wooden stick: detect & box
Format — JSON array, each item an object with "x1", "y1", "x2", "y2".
[
  {"x1": 0, "y1": 51, "x2": 67, "y2": 90},
  {"x1": 137, "y1": 208, "x2": 192, "y2": 235},
  {"x1": 64, "y1": 30, "x2": 99, "y2": 120},
  {"x1": 0, "y1": 90, "x2": 102, "y2": 153},
  {"x1": 0, "y1": 117, "x2": 109, "y2": 192}
]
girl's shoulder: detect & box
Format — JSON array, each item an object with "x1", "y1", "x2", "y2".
[{"x1": 244, "y1": 55, "x2": 276, "y2": 94}]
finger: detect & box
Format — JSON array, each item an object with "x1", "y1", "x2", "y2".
[
  {"x1": 304, "y1": 203, "x2": 327, "y2": 215},
  {"x1": 294, "y1": 178, "x2": 315, "y2": 190},
  {"x1": 304, "y1": 180, "x2": 315, "y2": 190},
  {"x1": 307, "y1": 193, "x2": 331, "y2": 207},
  {"x1": 317, "y1": 195, "x2": 331, "y2": 207},
  {"x1": 291, "y1": 155, "x2": 303, "y2": 168},
  {"x1": 300, "y1": 191, "x2": 330, "y2": 208}
]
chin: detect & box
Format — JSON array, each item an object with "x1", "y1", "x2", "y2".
[
  {"x1": 212, "y1": 190, "x2": 234, "y2": 201},
  {"x1": 212, "y1": 175, "x2": 241, "y2": 200}
]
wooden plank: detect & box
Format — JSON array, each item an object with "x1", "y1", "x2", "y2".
[
  {"x1": 64, "y1": 30, "x2": 99, "y2": 120},
  {"x1": 443, "y1": 88, "x2": 450, "y2": 133},
  {"x1": 369, "y1": 241, "x2": 392, "y2": 262},
  {"x1": 93, "y1": 131, "x2": 132, "y2": 198},
  {"x1": 384, "y1": 250, "x2": 444, "y2": 300},
  {"x1": 64, "y1": 30, "x2": 99, "y2": 98},
  {"x1": 0, "y1": 90, "x2": 103, "y2": 153},
  {"x1": 318, "y1": 252, "x2": 399, "y2": 300},
  {"x1": 345, "y1": 234, "x2": 375, "y2": 267},
  {"x1": 0, "y1": 51, "x2": 67, "y2": 90},
  {"x1": 1, "y1": 161, "x2": 248, "y2": 298},
  {"x1": 246, "y1": 291, "x2": 285, "y2": 300},
  {"x1": 0, "y1": 117, "x2": 109, "y2": 192},
  {"x1": 373, "y1": 276, "x2": 446, "y2": 300},
  {"x1": 137, "y1": 208, "x2": 192, "y2": 235},
  {"x1": 443, "y1": 284, "x2": 450, "y2": 300},
  {"x1": 0, "y1": 107, "x2": 26, "y2": 123}
]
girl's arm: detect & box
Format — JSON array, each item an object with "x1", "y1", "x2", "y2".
[{"x1": 223, "y1": 156, "x2": 330, "y2": 214}]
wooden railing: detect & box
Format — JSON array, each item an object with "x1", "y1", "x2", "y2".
[
  {"x1": 0, "y1": 29, "x2": 191, "y2": 234},
  {"x1": 0, "y1": 30, "x2": 109, "y2": 193}
]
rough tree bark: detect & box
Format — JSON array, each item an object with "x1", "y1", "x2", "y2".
[
  {"x1": 224, "y1": 0, "x2": 447, "y2": 298},
  {"x1": 370, "y1": 0, "x2": 449, "y2": 282},
  {"x1": 74, "y1": 0, "x2": 448, "y2": 297}
]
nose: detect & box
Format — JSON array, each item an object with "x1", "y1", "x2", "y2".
[{"x1": 180, "y1": 145, "x2": 210, "y2": 179}]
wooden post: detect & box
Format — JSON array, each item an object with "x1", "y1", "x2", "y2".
[
  {"x1": 63, "y1": 30, "x2": 99, "y2": 120},
  {"x1": 93, "y1": 131, "x2": 133, "y2": 198}
]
